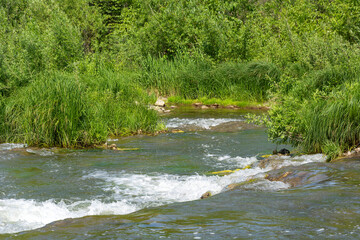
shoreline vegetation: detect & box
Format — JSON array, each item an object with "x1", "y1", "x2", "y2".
[{"x1": 1, "y1": 0, "x2": 360, "y2": 160}]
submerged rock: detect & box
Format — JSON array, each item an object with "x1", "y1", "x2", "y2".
[
  {"x1": 209, "y1": 121, "x2": 260, "y2": 132},
  {"x1": 171, "y1": 124, "x2": 206, "y2": 132},
  {"x1": 200, "y1": 191, "x2": 212, "y2": 199},
  {"x1": 265, "y1": 166, "x2": 329, "y2": 187},
  {"x1": 255, "y1": 155, "x2": 288, "y2": 169}
]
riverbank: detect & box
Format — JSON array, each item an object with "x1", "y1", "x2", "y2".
[{"x1": 2, "y1": 0, "x2": 360, "y2": 157}]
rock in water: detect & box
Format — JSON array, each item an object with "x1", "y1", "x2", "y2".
[
  {"x1": 200, "y1": 191, "x2": 212, "y2": 199},
  {"x1": 278, "y1": 148, "x2": 290, "y2": 155},
  {"x1": 265, "y1": 168, "x2": 329, "y2": 188},
  {"x1": 273, "y1": 148, "x2": 290, "y2": 155}
]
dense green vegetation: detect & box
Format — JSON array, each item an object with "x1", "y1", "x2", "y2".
[{"x1": 1, "y1": 0, "x2": 360, "y2": 157}]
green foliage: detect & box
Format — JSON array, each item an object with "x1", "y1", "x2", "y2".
[
  {"x1": 322, "y1": 141, "x2": 343, "y2": 162},
  {"x1": 2, "y1": 0, "x2": 360, "y2": 152},
  {"x1": 2, "y1": 71, "x2": 159, "y2": 147},
  {"x1": 0, "y1": 0, "x2": 104, "y2": 96},
  {"x1": 100, "y1": 0, "x2": 257, "y2": 62}
]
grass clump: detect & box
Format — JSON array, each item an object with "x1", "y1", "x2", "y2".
[
  {"x1": 301, "y1": 83, "x2": 360, "y2": 157},
  {"x1": 138, "y1": 53, "x2": 280, "y2": 103},
  {"x1": 2, "y1": 71, "x2": 159, "y2": 147},
  {"x1": 167, "y1": 96, "x2": 261, "y2": 108},
  {"x1": 267, "y1": 80, "x2": 360, "y2": 160}
]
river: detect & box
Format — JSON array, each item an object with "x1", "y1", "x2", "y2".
[{"x1": 0, "y1": 107, "x2": 359, "y2": 239}]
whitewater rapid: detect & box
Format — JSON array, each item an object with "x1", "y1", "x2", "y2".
[
  {"x1": 0, "y1": 149, "x2": 325, "y2": 234},
  {"x1": 0, "y1": 118, "x2": 326, "y2": 234}
]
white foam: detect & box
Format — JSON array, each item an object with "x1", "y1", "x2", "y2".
[
  {"x1": 166, "y1": 118, "x2": 242, "y2": 129},
  {"x1": 0, "y1": 199, "x2": 136, "y2": 234},
  {"x1": 0, "y1": 153, "x2": 327, "y2": 234},
  {"x1": 271, "y1": 154, "x2": 327, "y2": 169},
  {"x1": 206, "y1": 154, "x2": 258, "y2": 168},
  {"x1": 84, "y1": 171, "x2": 228, "y2": 205},
  {"x1": 0, "y1": 143, "x2": 27, "y2": 151},
  {"x1": 0, "y1": 172, "x2": 235, "y2": 234},
  {"x1": 107, "y1": 138, "x2": 119, "y2": 142}
]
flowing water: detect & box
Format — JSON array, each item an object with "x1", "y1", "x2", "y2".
[{"x1": 0, "y1": 107, "x2": 359, "y2": 239}]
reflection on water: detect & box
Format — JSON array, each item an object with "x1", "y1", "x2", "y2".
[{"x1": 0, "y1": 108, "x2": 359, "y2": 239}]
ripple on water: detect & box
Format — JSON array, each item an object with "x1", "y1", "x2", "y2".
[{"x1": 0, "y1": 152, "x2": 328, "y2": 234}]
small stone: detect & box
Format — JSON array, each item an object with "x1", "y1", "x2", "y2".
[
  {"x1": 201, "y1": 105, "x2": 209, "y2": 109},
  {"x1": 149, "y1": 105, "x2": 164, "y2": 112},
  {"x1": 170, "y1": 105, "x2": 177, "y2": 109},
  {"x1": 200, "y1": 191, "x2": 212, "y2": 199},
  {"x1": 193, "y1": 103, "x2": 202, "y2": 107},
  {"x1": 226, "y1": 183, "x2": 240, "y2": 190},
  {"x1": 225, "y1": 105, "x2": 236, "y2": 109},
  {"x1": 155, "y1": 99, "x2": 165, "y2": 107}
]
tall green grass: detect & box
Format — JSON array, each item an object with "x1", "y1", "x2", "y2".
[
  {"x1": 301, "y1": 83, "x2": 360, "y2": 158},
  {"x1": 2, "y1": 71, "x2": 159, "y2": 147},
  {"x1": 138, "y1": 53, "x2": 280, "y2": 102}
]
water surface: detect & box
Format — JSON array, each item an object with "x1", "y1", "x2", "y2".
[{"x1": 0, "y1": 108, "x2": 359, "y2": 239}]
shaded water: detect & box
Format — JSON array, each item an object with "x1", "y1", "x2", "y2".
[{"x1": 0, "y1": 108, "x2": 359, "y2": 239}]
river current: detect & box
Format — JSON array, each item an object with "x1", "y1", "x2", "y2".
[{"x1": 0, "y1": 108, "x2": 359, "y2": 239}]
